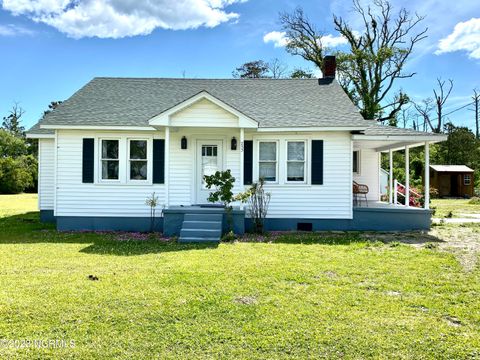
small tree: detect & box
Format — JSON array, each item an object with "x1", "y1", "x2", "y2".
[
  {"x1": 247, "y1": 178, "x2": 271, "y2": 234},
  {"x1": 232, "y1": 60, "x2": 270, "y2": 79},
  {"x1": 145, "y1": 192, "x2": 159, "y2": 232},
  {"x1": 204, "y1": 170, "x2": 238, "y2": 232}
]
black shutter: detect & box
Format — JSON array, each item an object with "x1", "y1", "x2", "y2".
[
  {"x1": 82, "y1": 138, "x2": 94, "y2": 183},
  {"x1": 311, "y1": 140, "x2": 324, "y2": 185},
  {"x1": 244, "y1": 140, "x2": 253, "y2": 185},
  {"x1": 153, "y1": 139, "x2": 165, "y2": 184}
]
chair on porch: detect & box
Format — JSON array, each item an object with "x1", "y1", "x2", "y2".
[{"x1": 353, "y1": 181, "x2": 369, "y2": 207}]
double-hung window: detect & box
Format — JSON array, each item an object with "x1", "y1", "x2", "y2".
[
  {"x1": 129, "y1": 140, "x2": 148, "y2": 181},
  {"x1": 286, "y1": 141, "x2": 306, "y2": 182},
  {"x1": 101, "y1": 139, "x2": 119, "y2": 180},
  {"x1": 464, "y1": 174, "x2": 471, "y2": 186},
  {"x1": 259, "y1": 141, "x2": 277, "y2": 182}
]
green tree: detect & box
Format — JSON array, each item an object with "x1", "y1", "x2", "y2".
[
  {"x1": 290, "y1": 68, "x2": 314, "y2": 79},
  {"x1": 233, "y1": 60, "x2": 270, "y2": 79},
  {"x1": 280, "y1": 0, "x2": 427, "y2": 122},
  {"x1": 0, "y1": 155, "x2": 37, "y2": 194},
  {"x1": 0, "y1": 129, "x2": 29, "y2": 157}
]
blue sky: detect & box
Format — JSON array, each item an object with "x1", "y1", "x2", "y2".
[{"x1": 0, "y1": 0, "x2": 479, "y2": 131}]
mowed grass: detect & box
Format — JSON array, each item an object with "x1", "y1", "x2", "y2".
[
  {"x1": 0, "y1": 195, "x2": 479, "y2": 359},
  {"x1": 432, "y1": 198, "x2": 480, "y2": 218}
]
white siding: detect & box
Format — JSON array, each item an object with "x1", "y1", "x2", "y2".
[
  {"x1": 38, "y1": 138, "x2": 55, "y2": 210},
  {"x1": 250, "y1": 132, "x2": 352, "y2": 219},
  {"x1": 55, "y1": 130, "x2": 165, "y2": 217},
  {"x1": 54, "y1": 128, "x2": 353, "y2": 219},
  {"x1": 168, "y1": 128, "x2": 242, "y2": 205},
  {"x1": 353, "y1": 148, "x2": 380, "y2": 201},
  {"x1": 170, "y1": 98, "x2": 239, "y2": 127}
]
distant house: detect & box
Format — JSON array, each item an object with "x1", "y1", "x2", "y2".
[
  {"x1": 430, "y1": 165, "x2": 475, "y2": 198},
  {"x1": 27, "y1": 57, "x2": 447, "y2": 239}
]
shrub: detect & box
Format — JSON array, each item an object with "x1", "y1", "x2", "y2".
[
  {"x1": 0, "y1": 155, "x2": 37, "y2": 194},
  {"x1": 468, "y1": 197, "x2": 480, "y2": 205}
]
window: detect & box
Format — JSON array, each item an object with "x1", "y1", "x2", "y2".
[
  {"x1": 286, "y1": 141, "x2": 306, "y2": 182},
  {"x1": 464, "y1": 174, "x2": 471, "y2": 186},
  {"x1": 129, "y1": 140, "x2": 148, "y2": 181},
  {"x1": 353, "y1": 151, "x2": 360, "y2": 174},
  {"x1": 101, "y1": 139, "x2": 119, "y2": 180},
  {"x1": 259, "y1": 141, "x2": 277, "y2": 182}
]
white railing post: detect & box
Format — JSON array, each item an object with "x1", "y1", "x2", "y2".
[
  {"x1": 389, "y1": 149, "x2": 393, "y2": 204},
  {"x1": 405, "y1": 145, "x2": 410, "y2": 207},
  {"x1": 424, "y1": 141, "x2": 430, "y2": 210},
  {"x1": 393, "y1": 179, "x2": 398, "y2": 205},
  {"x1": 239, "y1": 128, "x2": 245, "y2": 210}
]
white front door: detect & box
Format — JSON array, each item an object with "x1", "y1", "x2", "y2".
[{"x1": 196, "y1": 140, "x2": 223, "y2": 204}]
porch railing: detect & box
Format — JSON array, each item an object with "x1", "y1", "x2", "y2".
[{"x1": 393, "y1": 180, "x2": 422, "y2": 207}]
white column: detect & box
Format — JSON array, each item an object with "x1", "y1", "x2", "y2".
[
  {"x1": 389, "y1": 149, "x2": 393, "y2": 204},
  {"x1": 239, "y1": 128, "x2": 245, "y2": 210},
  {"x1": 405, "y1": 146, "x2": 410, "y2": 207},
  {"x1": 165, "y1": 126, "x2": 170, "y2": 208},
  {"x1": 424, "y1": 141, "x2": 430, "y2": 210}
]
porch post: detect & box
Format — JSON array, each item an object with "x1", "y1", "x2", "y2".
[
  {"x1": 424, "y1": 141, "x2": 430, "y2": 210},
  {"x1": 389, "y1": 149, "x2": 393, "y2": 204},
  {"x1": 239, "y1": 128, "x2": 244, "y2": 210},
  {"x1": 405, "y1": 146, "x2": 410, "y2": 207},
  {"x1": 165, "y1": 126, "x2": 170, "y2": 208}
]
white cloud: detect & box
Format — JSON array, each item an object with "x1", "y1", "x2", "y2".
[
  {"x1": 263, "y1": 30, "x2": 350, "y2": 48},
  {"x1": 263, "y1": 31, "x2": 288, "y2": 47},
  {"x1": 0, "y1": 24, "x2": 34, "y2": 36},
  {"x1": 320, "y1": 34, "x2": 348, "y2": 47},
  {"x1": 1, "y1": 0, "x2": 245, "y2": 39},
  {"x1": 435, "y1": 18, "x2": 480, "y2": 59}
]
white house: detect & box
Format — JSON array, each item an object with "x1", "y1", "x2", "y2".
[{"x1": 27, "y1": 58, "x2": 446, "y2": 241}]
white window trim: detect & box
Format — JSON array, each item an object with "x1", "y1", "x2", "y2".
[
  {"x1": 285, "y1": 140, "x2": 307, "y2": 184},
  {"x1": 353, "y1": 150, "x2": 361, "y2": 175},
  {"x1": 98, "y1": 138, "x2": 121, "y2": 183},
  {"x1": 257, "y1": 140, "x2": 279, "y2": 184},
  {"x1": 464, "y1": 174, "x2": 471, "y2": 186},
  {"x1": 127, "y1": 138, "x2": 152, "y2": 184}
]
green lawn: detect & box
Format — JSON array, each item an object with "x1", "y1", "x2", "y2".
[
  {"x1": 431, "y1": 198, "x2": 480, "y2": 218},
  {"x1": 0, "y1": 195, "x2": 479, "y2": 359}
]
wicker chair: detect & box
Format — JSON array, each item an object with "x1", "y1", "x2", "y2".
[{"x1": 353, "y1": 181, "x2": 369, "y2": 207}]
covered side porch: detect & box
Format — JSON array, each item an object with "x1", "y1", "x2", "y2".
[{"x1": 351, "y1": 126, "x2": 447, "y2": 230}]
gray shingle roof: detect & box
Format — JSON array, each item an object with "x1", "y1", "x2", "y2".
[
  {"x1": 362, "y1": 124, "x2": 446, "y2": 138},
  {"x1": 28, "y1": 77, "x2": 370, "y2": 132}
]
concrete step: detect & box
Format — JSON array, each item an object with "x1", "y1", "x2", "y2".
[
  {"x1": 184, "y1": 213, "x2": 223, "y2": 222},
  {"x1": 180, "y1": 228, "x2": 221, "y2": 239},
  {"x1": 179, "y1": 236, "x2": 220, "y2": 243},
  {"x1": 182, "y1": 220, "x2": 222, "y2": 230}
]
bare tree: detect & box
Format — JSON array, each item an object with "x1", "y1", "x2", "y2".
[
  {"x1": 280, "y1": 0, "x2": 427, "y2": 122},
  {"x1": 2, "y1": 103, "x2": 25, "y2": 138},
  {"x1": 268, "y1": 58, "x2": 288, "y2": 79},
  {"x1": 471, "y1": 89, "x2": 480, "y2": 139},
  {"x1": 414, "y1": 78, "x2": 454, "y2": 133},
  {"x1": 279, "y1": 8, "x2": 325, "y2": 70}
]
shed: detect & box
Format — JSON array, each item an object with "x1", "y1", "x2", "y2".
[{"x1": 430, "y1": 165, "x2": 475, "y2": 197}]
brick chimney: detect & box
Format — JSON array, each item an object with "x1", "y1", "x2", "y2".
[{"x1": 323, "y1": 56, "x2": 336, "y2": 78}]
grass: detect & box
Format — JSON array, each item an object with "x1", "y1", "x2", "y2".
[
  {"x1": 431, "y1": 198, "x2": 480, "y2": 218},
  {"x1": 0, "y1": 195, "x2": 479, "y2": 359}
]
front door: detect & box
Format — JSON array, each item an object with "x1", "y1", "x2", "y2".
[{"x1": 196, "y1": 140, "x2": 223, "y2": 204}]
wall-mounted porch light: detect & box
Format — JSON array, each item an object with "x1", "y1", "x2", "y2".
[
  {"x1": 231, "y1": 137, "x2": 237, "y2": 151},
  {"x1": 181, "y1": 136, "x2": 187, "y2": 150}
]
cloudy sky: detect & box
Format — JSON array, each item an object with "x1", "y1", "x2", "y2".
[{"x1": 0, "y1": 0, "x2": 479, "y2": 130}]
